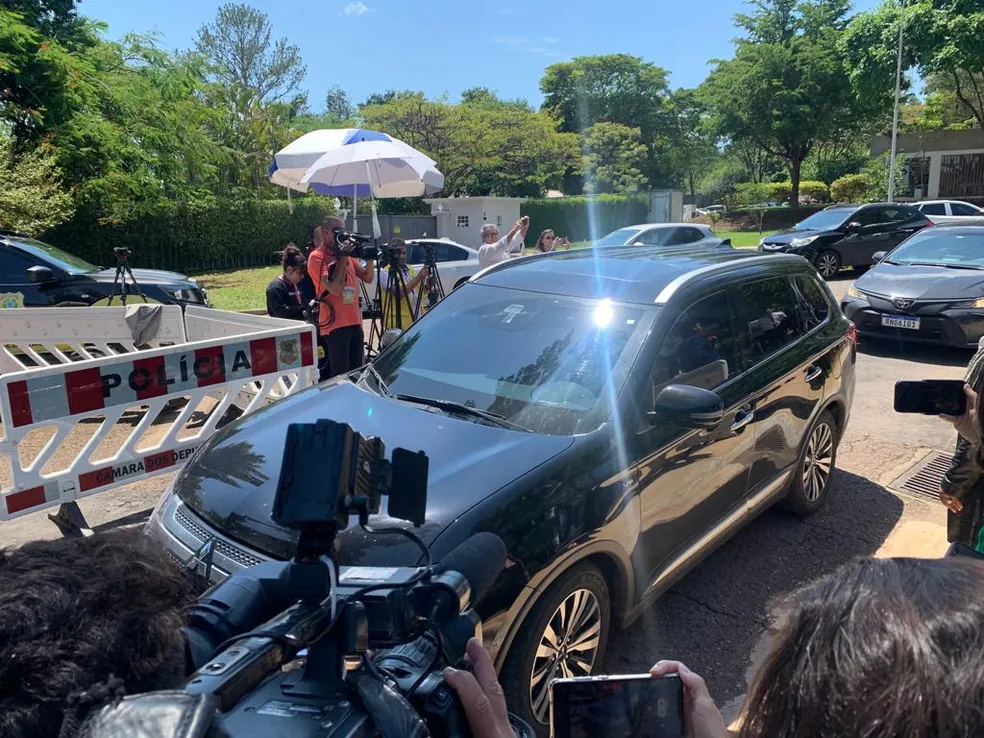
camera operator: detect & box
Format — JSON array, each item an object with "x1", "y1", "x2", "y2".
[
  {"x1": 478, "y1": 216, "x2": 529, "y2": 269},
  {"x1": 307, "y1": 216, "x2": 375, "y2": 377},
  {"x1": 382, "y1": 238, "x2": 429, "y2": 330},
  {"x1": 265, "y1": 244, "x2": 308, "y2": 320},
  {"x1": 0, "y1": 530, "x2": 195, "y2": 738}
]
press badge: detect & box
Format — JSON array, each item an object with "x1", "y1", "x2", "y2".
[
  {"x1": 318, "y1": 345, "x2": 325, "y2": 359},
  {"x1": 343, "y1": 286, "x2": 355, "y2": 305}
]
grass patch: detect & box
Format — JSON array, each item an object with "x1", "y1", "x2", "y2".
[
  {"x1": 194, "y1": 265, "x2": 279, "y2": 312},
  {"x1": 719, "y1": 231, "x2": 774, "y2": 249}
]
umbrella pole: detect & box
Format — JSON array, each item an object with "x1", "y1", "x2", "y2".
[{"x1": 352, "y1": 184, "x2": 357, "y2": 230}]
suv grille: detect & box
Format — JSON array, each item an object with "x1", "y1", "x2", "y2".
[{"x1": 175, "y1": 508, "x2": 264, "y2": 568}]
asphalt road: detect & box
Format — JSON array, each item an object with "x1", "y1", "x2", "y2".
[{"x1": 0, "y1": 275, "x2": 971, "y2": 718}]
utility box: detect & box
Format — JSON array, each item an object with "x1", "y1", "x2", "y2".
[
  {"x1": 649, "y1": 190, "x2": 684, "y2": 223},
  {"x1": 424, "y1": 197, "x2": 526, "y2": 249}
]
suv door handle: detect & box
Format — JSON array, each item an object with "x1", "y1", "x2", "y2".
[
  {"x1": 731, "y1": 409, "x2": 754, "y2": 432},
  {"x1": 805, "y1": 364, "x2": 823, "y2": 382}
]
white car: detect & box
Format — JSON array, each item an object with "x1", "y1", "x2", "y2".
[
  {"x1": 914, "y1": 200, "x2": 984, "y2": 218},
  {"x1": 360, "y1": 238, "x2": 480, "y2": 313},
  {"x1": 594, "y1": 223, "x2": 732, "y2": 249}
]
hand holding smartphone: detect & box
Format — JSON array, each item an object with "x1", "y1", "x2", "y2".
[
  {"x1": 550, "y1": 674, "x2": 686, "y2": 738},
  {"x1": 894, "y1": 379, "x2": 968, "y2": 416}
]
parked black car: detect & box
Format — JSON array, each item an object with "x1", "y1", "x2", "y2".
[
  {"x1": 0, "y1": 231, "x2": 208, "y2": 308},
  {"x1": 841, "y1": 225, "x2": 984, "y2": 347},
  {"x1": 759, "y1": 203, "x2": 932, "y2": 279},
  {"x1": 147, "y1": 246, "x2": 856, "y2": 731}
]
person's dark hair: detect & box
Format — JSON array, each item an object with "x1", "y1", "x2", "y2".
[
  {"x1": 282, "y1": 243, "x2": 306, "y2": 271},
  {"x1": 739, "y1": 557, "x2": 984, "y2": 738},
  {"x1": 535, "y1": 229, "x2": 555, "y2": 252},
  {"x1": 0, "y1": 530, "x2": 196, "y2": 738}
]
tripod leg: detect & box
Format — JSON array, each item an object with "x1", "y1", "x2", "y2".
[
  {"x1": 48, "y1": 501, "x2": 94, "y2": 538},
  {"x1": 124, "y1": 265, "x2": 149, "y2": 303},
  {"x1": 108, "y1": 265, "x2": 124, "y2": 306}
]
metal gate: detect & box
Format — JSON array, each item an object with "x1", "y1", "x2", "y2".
[{"x1": 350, "y1": 215, "x2": 438, "y2": 241}]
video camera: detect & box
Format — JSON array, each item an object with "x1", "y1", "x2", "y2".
[
  {"x1": 332, "y1": 227, "x2": 379, "y2": 261},
  {"x1": 91, "y1": 419, "x2": 529, "y2": 738}
]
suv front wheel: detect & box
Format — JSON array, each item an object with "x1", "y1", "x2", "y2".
[
  {"x1": 499, "y1": 562, "x2": 611, "y2": 733},
  {"x1": 783, "y1": 409, "x2": 839, "y2": 516}
]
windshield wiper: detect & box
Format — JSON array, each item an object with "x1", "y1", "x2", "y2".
[
  {"x1": 394, "y1": 394, "x2": 530, "y2": 432},
  {"x1": 907, "y1": 262, "x2": 984, "y2": 270},
  {"x1": 355, "y1": 362, "x2": 393, "y2": 397}
]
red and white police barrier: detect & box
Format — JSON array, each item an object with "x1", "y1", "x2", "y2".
[{"x1": 0, "y1": 306, "x2": 317, "y2": 522}]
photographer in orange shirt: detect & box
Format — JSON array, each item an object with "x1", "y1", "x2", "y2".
[{"x1": 307, "y1": 217, "x2": 375, "y2": 378}]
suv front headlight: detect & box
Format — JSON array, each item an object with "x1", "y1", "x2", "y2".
[
  {"x1": 954, "y1": 297, "x2": 984, "y2": 309},
  {"x1": 846, "y1": 285, "x2": 866, "y2": 300},
  {"x1": 790, "y1": 235, "x2": 819, "y2": 249}
]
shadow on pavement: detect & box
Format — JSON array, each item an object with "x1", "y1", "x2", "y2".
[
  {"x1": 859, "y1": 336, "x2": 973, "y2": 368},
  {"x1": 604, "y1": 467, "x2": 904, "y2": 704}
]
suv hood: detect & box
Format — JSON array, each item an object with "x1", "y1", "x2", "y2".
[
  {"x1": 175, "y1": 382, "x2": 575, "y2": 565},
  {"x1": 856, "y1": 262, "x2": 984, "y2": 300},
  {"x1": 763, "y1": 227, "x2": 840, "y2": 244},
  {"x1": 89, "y1": 267, "x2": 195, "y2": 285}
]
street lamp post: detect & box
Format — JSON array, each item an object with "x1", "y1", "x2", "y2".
[{"x1": 887, "y1": 0, "x2": 907, "y2": 203}]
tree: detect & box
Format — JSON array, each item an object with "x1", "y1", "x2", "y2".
[
  {"x1": 0, "y1": 131, "x2": 74, "y2": 234},
  {"x1": 323, "y1": 85, "x2": 354, "y2": 122},
  {"x1": 581, "y1": 122, "x2": 649, "y2": 194},
  {"x1": 460, "y1": 87, "x2": 533, "y2": 112},
  {"x1": 659, "y1": 89, "x2": 720, "y2": 195},
  {"x1": 195, "y1": 3, "x2": 305, "y2": 108},
  {"x1": 702, "y1": 0, "x2": 882, "y2": 205},
  {"x1": 540, "y1": 54, "x2": 671, "y2": 184},
  {"x1": 361, "y1": 93, "x2": 578, "y2": 197},
  {"x1": 847, "y1": 0, "x2": 984, "y2": 142}
]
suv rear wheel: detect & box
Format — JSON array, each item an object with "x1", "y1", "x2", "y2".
[
  {"x1": 500, "y1": 562, "x2": 611, "y2": 733},
  {"x1": 783, "y1": 410, "x2": 838, "y2": 516}
]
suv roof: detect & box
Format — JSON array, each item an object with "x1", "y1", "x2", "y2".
[{"x1": 474, "y1": 245, "x2": 806, "y2": 305}]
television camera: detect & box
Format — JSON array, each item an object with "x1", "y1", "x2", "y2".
[{"x1": 84, "y1": 420, "x2": 530, "y2": 738}]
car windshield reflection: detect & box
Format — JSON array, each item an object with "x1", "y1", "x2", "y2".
[
  {"x1": 887, "y1": 230, "x2": 984, "y2": 268},
  {"x1": 371, "y1": 285, "x2": 655, "y2": 435}
]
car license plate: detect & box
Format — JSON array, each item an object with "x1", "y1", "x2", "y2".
[{"x1": 881, "y1": 314, "x2": 920, "y2": 330}]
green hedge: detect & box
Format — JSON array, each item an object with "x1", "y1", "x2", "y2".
[
  {"x1": 42, "y1": 198, "x2": 337, "y2": 274},
  {"x1": 521, "y1": 194, "x2": 650, "y2": 244}
]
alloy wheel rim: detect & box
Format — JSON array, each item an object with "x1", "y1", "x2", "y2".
[
  {"x1": 802, "y1": 422, "x2": 834, "y2": 502},
  {"x1": 529, "y1": 588, "x2": 602, "y2": 723},
  {"x1": 817, "y1": 254, "x2": 838, "y2": 278}
]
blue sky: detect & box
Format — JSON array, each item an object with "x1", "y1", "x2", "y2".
[{"x1": 80, "y1": 0, "x2": 882, "y2": 110}]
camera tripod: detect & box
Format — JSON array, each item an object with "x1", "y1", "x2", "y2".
[
  {"x1": 106, "y1": 247, "x2": 149, "y2": 306},
  {"x1": 364, "y1": 244, "x2": 443, "y2": 359}
]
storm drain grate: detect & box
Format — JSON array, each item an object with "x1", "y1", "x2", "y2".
[{"x1": 890, "y1": 452, "x2": 952, "y2": 503}]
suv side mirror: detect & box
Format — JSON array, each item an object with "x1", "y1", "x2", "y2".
[
  {"x1": 846, "y1": 222, "x2": 863, "y2": 235},
  {"x1": 871, "y1": 251, "x2": 887, "y2": 264},
  {"x1": 26, "y1": 265, "x2": 55, "y2": 283},
  {"x1": 649, "y1": 384, "x2": 724, "y2": 429},
  {"x1": 380, "y1": 329, "x2": 402, "y2": 350}
]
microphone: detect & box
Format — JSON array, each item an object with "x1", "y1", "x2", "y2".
[{"x1": 436, "y1": 532, "x2": 508, "y2": 606}]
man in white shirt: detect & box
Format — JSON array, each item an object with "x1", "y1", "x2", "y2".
[{"x1": 477, "y1": 216, "x2": 529, "y2": 269}]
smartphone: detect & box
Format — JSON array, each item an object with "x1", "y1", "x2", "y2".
[
  {"x1": 894, "y1": 379, "x2": 967, "y2": 415},
  {"x1": 549, "y1": 674, "x2": 685, "y2": 738}
]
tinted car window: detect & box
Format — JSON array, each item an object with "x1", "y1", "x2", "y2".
[
  {"x1": 637, "y1": 229, "x2": 669, "y2": 246},
  {"x1": 919, "y1": 203, "x2": 946, "y2": 216},
  {"x1": 446, "y1": 245, "x2": 469, "y2": 261},
  {"x1": 736, "y1": 278, "x2": 805, "y2": 364},
  {"x1": 652, "y1": 291, "x2": 740, "y2": 392},
  {"x1": 794, "y1": 275, "x2": 830, "y2": 331},
  {"x1": 952, "y1": 202, "x2": 981, "y2": 216},
  {"x1": 666, "y1": 228, "x2": 704, "y2": 246},
  {"x1": 406, "y1": 244, "x2": 425, "y2": 264},
  {"x1": 0, "y1": 246, "x2": 38, "y2": 283}
]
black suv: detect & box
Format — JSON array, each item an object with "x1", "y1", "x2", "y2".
[
  {"x1": 0, "y1": 232, "x2": 208, "y2": 308},
  {"x1": 759, "y1": 203, "x2": 932, "y2": 279},
  {"x1": 148, "y1": 246, "x2": 856, "y2": 730}
]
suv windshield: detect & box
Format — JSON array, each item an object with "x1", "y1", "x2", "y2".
[
  {"x1": 595, "y1": 227, "x2": 643, "y2": 248},
  {"x1": 792, "y1": 209, "x2": 853, "y2": 232},
  {"x1": 11, "y1": 237, "x2": 98, "y2": 275},
  {"x1": 371, "y1": 284, "x2": 655, "y2": 435},
  {"x1": 886, "y1": 229, "x2": 984, "y2": 268}
]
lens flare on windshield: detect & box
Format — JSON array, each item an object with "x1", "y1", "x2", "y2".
[{"x1": 593, "y1": 298, "x2": 615, "y2": 328}]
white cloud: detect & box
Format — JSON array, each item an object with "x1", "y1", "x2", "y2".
[
  {"x1": 342, "y1": 1, "x2": 370, "y2": 16},
  {"x1": 492, "y1": 36, "x2": 562, "y2": 57},
  {"x1": 542, "y1": 36, "x2": 559, "y2": 44}
]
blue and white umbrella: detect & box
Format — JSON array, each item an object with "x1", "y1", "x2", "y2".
[{"x1": 269, "y1": 128, "x2": 443, "y2": 197}]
